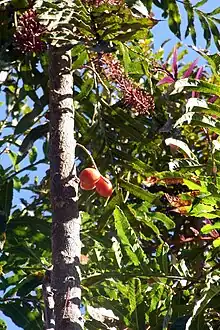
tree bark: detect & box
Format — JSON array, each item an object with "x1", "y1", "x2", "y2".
[{"x1": 48, "y1": 46, "x2": 83, "y2": 330}]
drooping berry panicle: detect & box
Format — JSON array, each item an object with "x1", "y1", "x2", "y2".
[
  {"x1": 83, "y1": 0, "x2": 124, "y2": 7},
  {"x1": 14, "y1": 9, "x2": 46, "y2": 53},
  {"x1": 99, "y1": 54, "x2": 155, "y2": 116}
]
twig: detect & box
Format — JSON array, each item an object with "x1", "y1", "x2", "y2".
[
  {"x1": 76, "y1": 143, "x2": 98, "y2": 170},
  {"x1": 42, "y1": 269, "x2": 55, "y2": 330},
  {"x1": 83, "y1": 64, "x2": 110, "y2": 95},
  {"x1": 6, "y1": 158, "x2": 47, "y2": 181}
]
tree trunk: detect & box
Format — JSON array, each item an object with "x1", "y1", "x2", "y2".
[{"x1": 48, "y1": 46, "x2": 83, "y2": 330}]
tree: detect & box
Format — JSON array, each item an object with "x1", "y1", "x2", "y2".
[{"x1": 0, "y1": 0, "x2": 220, "y2": 329}]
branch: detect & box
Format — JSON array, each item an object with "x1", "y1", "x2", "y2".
[
  {"x1": 43, "y1": 269, "x2": 55, "y2": 330},
  {"x1": 6, "y1": 158, "x2": 47, "y2": 181}
]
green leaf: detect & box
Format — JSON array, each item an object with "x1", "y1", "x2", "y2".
[
  {"x1": 0, "y1": 180, "x2": 13, "y2": 229},
  {"x1": 196, "y1": 11, "x2": 211, "y2": 49},
  {"x1": 29, "y1": 146, "x2": 38, "y2": 164},
  {"x1": 167, "y1": 0, "x2": 181, "y2": 38},
  {"x1": 128, "y1": 278, "x2": 143, "y2": 314},
  {"x1": 185, "y1": 275, "x2": 220, "y2": 329},
  {"x1": 201, "y1": 222, "x2": 220, "y2": 234},
  {"x1": 13, "y1": 177, "x2": 22, "y2": 192},
  {"x1": 171, "y1": 79, "x2": 220, "y2": 97},
  {"x1": 14, "y1": 103, "x2": 45, "y2": 135},
  {"x1": 0, "y1": 319, "x2": 7, "y2": 330},
  {"x1": 149, "y1": 212, "x2": 175, "y2": 230},
  {"x1": 184, "y1": 0, "x2": 196, "y2": 44},
  {"x1": 118, "y1": 42, "x2": 131, "y2": 74},
  {"x1": 157, "y1": 243, "x2": 169, "y2": 274},
  {"x1": 97, "y1": 194, "x2": 122, "y2": 231},
  {"x1": 207, "y1": 7, "x2": 220, "y2": 16},
  {"x1": 19, "y1": 123, "x2": 49, "y2": 154},
  {"x1": 0, "y1": 300, "x2": 42, "y2": 329},
  {"x1": 193, "y1": 0, "x2": 208, "y2": 7},
  {"x1": 8, "y1": 150, "x2": 17, "y2": 167},
  {"x1": 213, "y1": 238, "x2": 220, "y2": 248},
  {"x1": 114, "y1": 206, "x2": 147, "y2": 266},
  {"x1": 120, "y1": 180, "x2": 156, "y2": 203},
  {"x1": 16, "y1": 274, "x2": 42, "y2": 297},
  {"x1": 183, "y1": 179, "x2": 207, "y2": 192},
  {"x1": 143, "y1": 0, "x2": 152, "y2": 12},
  {"x1": 206, "y1": 17, "x2": 220, "y2": 51},
  {"x1": 75, "y1": 78, "x2": 94, "y2": 100},
  {"x1": 114, "y1": 206, "x2": 140, "y2": 266},
  {"x1": 72, "y1": 50, "x2": 88, "y2": 70},
  {"x1": 190, "y1": 203, "x2": 214, "y2": 216},
  {"x1": 174, "y1": 111, "x2": 220, "y2": 135},
  {"x1": 186, "y1": 98, "x2": 220, "y2": 118}
]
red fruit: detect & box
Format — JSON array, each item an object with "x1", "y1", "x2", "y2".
[
  {"x1": 96, "y1": 176, "x2": 113, "y2": 198},
  {"x1": 80, "y1": 181, "x2": 96, "y2": 191},
  {"x1": 79, "y1": 168, "x2": 101, "y2": 189}
]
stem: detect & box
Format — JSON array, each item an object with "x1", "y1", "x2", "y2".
[{"x1": 76, "y1": 143, "x2": 98, "y2": 171}]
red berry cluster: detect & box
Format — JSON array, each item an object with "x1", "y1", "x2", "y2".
[
  {"x1": 14, "y1": 9, "x2": 46, "y2": 53},
  {"x1": 83, "y1": 0, "x2": 123, "y2": 7},
  {"x1": 99, "y1": 54, "x2": 155, "y2": 116},
  {"x1": 79, "y1": 168, "x2": 113, "y2": 198}
]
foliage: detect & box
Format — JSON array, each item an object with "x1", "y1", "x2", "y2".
[{"x1": 0, "y1": 0, "x2": 220, "y2": 329}]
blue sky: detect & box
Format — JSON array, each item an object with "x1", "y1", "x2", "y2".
[{"x1": 0, "y1": 0, "x2": 219, "y2": 328}]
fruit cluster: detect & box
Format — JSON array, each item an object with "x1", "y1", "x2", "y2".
[
  {"x1": 14, "y1": 9, "x2": 46, "y2": 53},
  {"x1": 79, "y1": 168, "x2": 112, "y2": 198}
]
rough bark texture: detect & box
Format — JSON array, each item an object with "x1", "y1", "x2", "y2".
[{"x1": 49, "y1": 47, "x2": 83, "y2": 330}]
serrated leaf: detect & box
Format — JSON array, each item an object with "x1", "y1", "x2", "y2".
[
  {"x1": 97, "y1": 194, "x2": 122, "y2": 231},
  {"x1": 120, "y1": 180, "x2": 156, "y2": 203},
  {"x1": 186, "y1": 98, "x2": 220, "y2": 118},
  {"x1": 128, "y1": 278, "x2": 142, "y2": 313},
  {"x1": 185, "y1": 276, "x2": 220, "y2": 329},
  {"x1": 114, "y1": 206, "x2": 147, "y2": 266},
  {"x1": 171, "y1": 79, "x2": 220, "y2": 97},
  {"x1": 165, "y1": 137, "x2": 198, "y2": 161},
  {"x1": 149, "y1": 212, "x2": 175, "y2": 230},
  {"x1": 114, "y1": 206, "x2": 140, "y2": 266}
]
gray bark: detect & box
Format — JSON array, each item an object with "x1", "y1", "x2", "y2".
[{"x1": 48, "y1": 46, "x2": 83, "y2": 330}]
